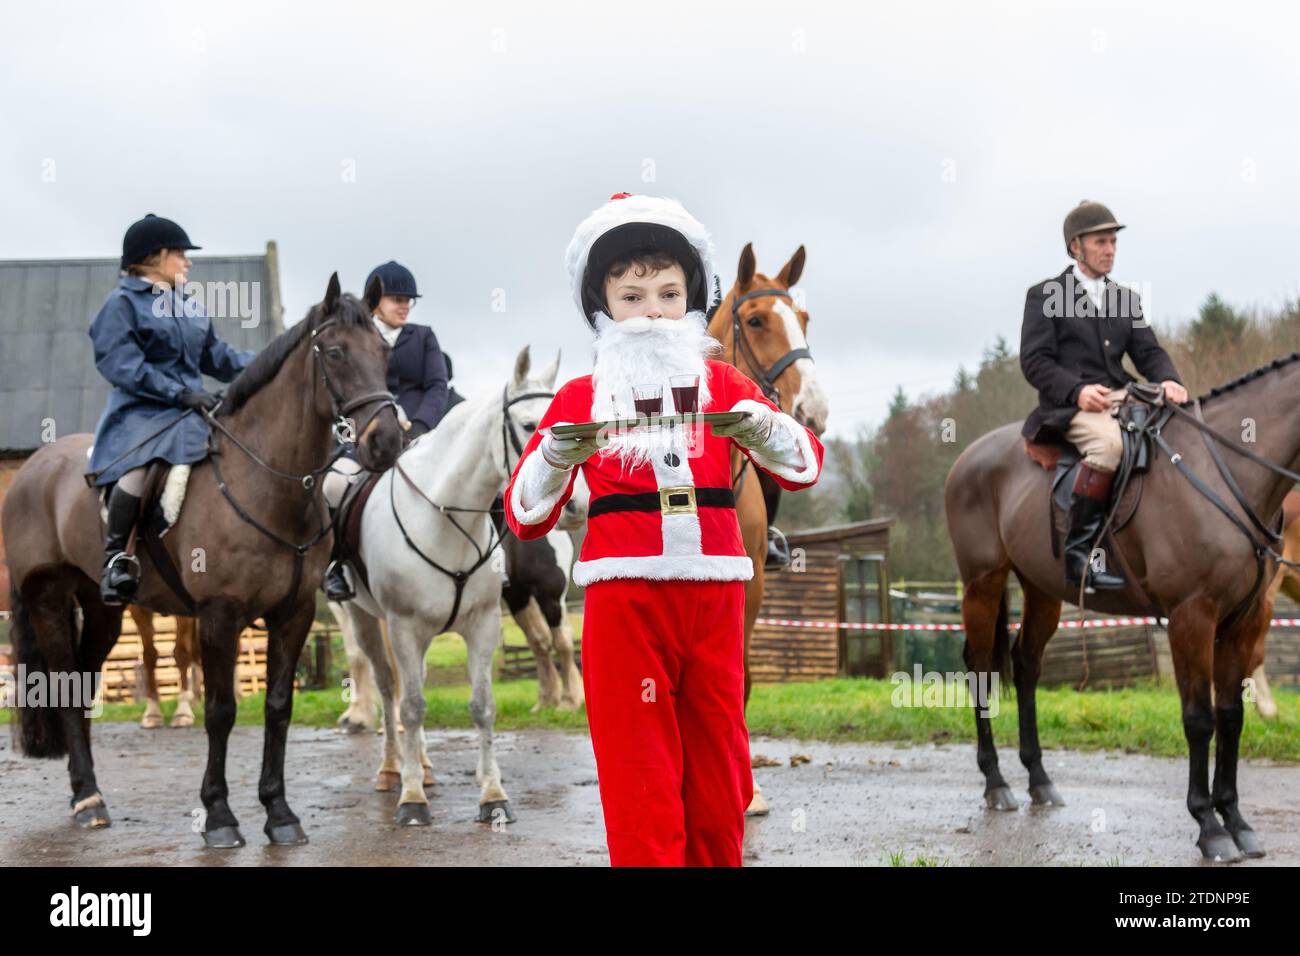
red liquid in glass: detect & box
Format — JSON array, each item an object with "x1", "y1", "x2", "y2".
[
  {"x1": 634, "y1": 397, "x2": 662, "y2": 417},
  {"x1": 671, "y1": 385, "x2": 699, "y2": 413}
]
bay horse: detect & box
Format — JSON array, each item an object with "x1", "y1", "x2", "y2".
[
  {"x1": 945, "y1": 354, "x2": 1300, "y2": 862},
  {"x1": 708, "y1": 243, "x2": 828, "y2": 814},
  {"x1": 3, "y1": 274, "x2": 402, "y2": 847}
]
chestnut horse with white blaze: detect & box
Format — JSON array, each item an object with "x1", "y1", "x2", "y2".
[{"x1": 708, "y1": 242, "x2": 828, "y2": 815}]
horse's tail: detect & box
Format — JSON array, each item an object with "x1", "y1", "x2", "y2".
[
  {"x1": 8, "y1": 583, "x2": 68, "y2": 758},
  {"x1": 992, "y1": 588, "x2": 1014, "y2": 694}
]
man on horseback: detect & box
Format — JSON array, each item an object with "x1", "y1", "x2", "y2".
[
  {"x1": 1020, "y1": 200, "x2": 1188, "y2": 591},
  {"x1": 322, "y1": 260, "x2": 450, "y2": 601},
  {"x1": 87, "y1": 214, "x2": 256, "y2": 606}
]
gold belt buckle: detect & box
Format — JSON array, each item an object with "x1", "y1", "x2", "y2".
[{"x1": 659, "y1": 485, "x2": 697, "y2": 515}]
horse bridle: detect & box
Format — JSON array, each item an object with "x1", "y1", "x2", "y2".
[
  {"x1": 309, "y1": 318, "x2": 401, "y2": 447},
  {"x1": 388, "y1": 383, "x2": 555, "y2": 634},
  {"x1": 728, "y1": 287, "x2": 813, "y2": 406}
]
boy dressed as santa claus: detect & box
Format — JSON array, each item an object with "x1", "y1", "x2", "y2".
[{"x1": 504, "y1": 193, "x2": 824, "y2": 866}]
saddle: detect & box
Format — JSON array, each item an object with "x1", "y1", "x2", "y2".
[
  {"x1": 334, "y1": 470, "x2": 385, "y2": 592},
  {"x1": 1023, "y1": 388, "x2": 1169, "y2": 560}
]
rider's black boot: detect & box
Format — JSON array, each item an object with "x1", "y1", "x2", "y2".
[
  {"x1": 1063, "y1": 463, "x2": 1127, "y2": 593},
  {"x1": 100, "y1": 485, "x2": 142, "y2": 606},
  {"x1": 765, "y1": 525, "x2": 791, "y2": 570},
  {"x1": 323, "y1": 557, "x2": 355, "y2": 602},
  {"x1": 322, "y1": 507, "x2": 355, "y2": 602}
]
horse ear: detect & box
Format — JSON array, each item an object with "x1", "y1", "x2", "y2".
[
  {"x1": 538, "y1": 349, "x2": 561, "y2": 389},
  {"x1": 323, "y1": 272, "x2": 342, "y2": 317},
  {"x1": 512, "y1": 345, "x2": 532, "y2": 389},
  {"x1": 778, "y1": 246, "x2": 806, "y2": 288},
  {"x1": 736, "y1": 243, "x2": 756, "y2": 291},
  {"x1": 364, "y1": 275, "x2": 383, "y2": 313}
]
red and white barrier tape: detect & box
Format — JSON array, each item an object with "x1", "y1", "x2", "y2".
[{"x1": 754, "y1": 616, "x2": 1300, "y2": 632}]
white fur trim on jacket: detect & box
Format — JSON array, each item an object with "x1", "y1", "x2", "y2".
[
  {"x1": 729, "y1": 399, "x2": 820, "y2": 484},
  {"x1": 572, "y1": 553, "x2": 755, "y2": 587},
  {"x1": 511, "y1": 448, "x2": 574, "y2": 525},
  {"x1": 565, "y1": 194, "x2": 718, "y2": 320}
]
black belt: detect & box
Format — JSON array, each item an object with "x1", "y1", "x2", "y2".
[{"x1": 588, "y1": 486, "x2": 735, "y2": 518}]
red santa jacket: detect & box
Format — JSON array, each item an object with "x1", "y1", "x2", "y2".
[{"x1": 504, "y1": 360, "x2": 824, "y2": 586}]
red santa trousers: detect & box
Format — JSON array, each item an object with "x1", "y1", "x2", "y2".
[{"x1": 581, "y1": 576, "x2": 752, "y2": 867}]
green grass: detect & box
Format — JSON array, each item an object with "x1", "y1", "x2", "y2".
[{"x1": 7, "y1": 674, "x2": 1297, "y2": 763}]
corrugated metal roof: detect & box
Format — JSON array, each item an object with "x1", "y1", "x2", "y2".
[{"x1": 0, "y1": 249, "x2": 283, "y2": 453}]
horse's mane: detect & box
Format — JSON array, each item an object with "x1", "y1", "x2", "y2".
[
  {"x1": 218, "y1": 292, "x2": 372, "y2": 416},
  {"x1": 1196, "y1": 350, "x2": 1300, "y2": 405}
]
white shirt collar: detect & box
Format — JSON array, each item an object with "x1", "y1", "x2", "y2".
[
  {"x1": 1071, "y1": 261, "x2": 1107, "y2": 311},
  {"x1": 373, "y1": 315, "x2": 402, "y2": 347}
]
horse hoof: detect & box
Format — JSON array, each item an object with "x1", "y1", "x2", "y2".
[
  {"x1": 140, "y1": 715, "x2": 163, "y2": 730},
  {"x1": 984, "y1": 786, "x2": 1019, "y2": 811},
  {"x1": 478, "y1": 799, "x2": 516, "y2": 824},
  {"x1": 203, "y1": 825, "x2": 246, "y2": 849},
  {"x1": 423, "y1": 768, "x2": 436, "y2": 788},
  {"x1": 745, "y1": 791, "x2": 771, "y2": 817},
  {"x1": 170, "y1": 714, "x2": 194, "y2": 729},
  {"x1": 395, "y1": 802, "x2": 432, "y2": 827},
  {"x1": 73, "y1": 804, "x2": 111, "y2": 829},
  {"x1": 1230, "y1": 828, "x2": 1266, "y2": 859},
  {"x1": 265, "y1": 821, "x2": 309, "y2": 846},
  {"x1": 375, "y1": 771, "x2": 401, "y2": 792},
  {"x1": 1198, "y1": 832, "x2": 1242, "y2": 863},
  {"x1": 1029, "y1": 784, "x2": 1066, "y2": 807}
]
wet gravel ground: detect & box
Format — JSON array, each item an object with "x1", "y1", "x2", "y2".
[{"x1": 2, "y1": 724, "x2": 1296, "y2": 866}]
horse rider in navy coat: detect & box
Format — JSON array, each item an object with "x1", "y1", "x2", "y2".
[
  {"x1": 86, "y1": 214, "x2": 256, "y2": 605},
  {"x1": 322, "y1": 260, "x2": 451, "y2": 601}
]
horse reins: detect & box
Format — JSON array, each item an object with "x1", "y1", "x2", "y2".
[
  {"x1": 387, "y1": 385, "x2": 554, "y2": 634},
  {"x1": 1125, "y1": 389, "x2": 1300, "y2": 636},
  {"x1": 204, "y1": 315, "x2": 400, "y2": 622}
]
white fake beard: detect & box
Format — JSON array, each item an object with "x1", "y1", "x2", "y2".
[{"x1": 589, "y1": 310, "x2": 722, "y2": 470}]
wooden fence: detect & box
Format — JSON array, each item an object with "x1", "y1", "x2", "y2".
[{"x1": 0, "y1": 612, "x2": 337, "y2": 705}]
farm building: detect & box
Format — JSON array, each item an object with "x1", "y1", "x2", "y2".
[{"x1": 751, "y1": 517, "x2": 895, "y2": 681}]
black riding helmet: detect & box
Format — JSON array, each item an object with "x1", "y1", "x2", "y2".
[
  {"x1": 121, "y1": 214, "x2": 201, "y2": 270},
  {"x1": 582, "y1": 221, "x2": 709, "y2": 329}
]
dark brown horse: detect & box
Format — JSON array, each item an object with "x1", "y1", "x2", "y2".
[
  {"x1": 945, "y1": 354, "x2": 1300, "y2": 862},
  {"x1": 3, "y1": 274, "x2": 402, "y2": 847},
  {"x1": 708, "y1": 243, "x2": 828, "y2": 814}
]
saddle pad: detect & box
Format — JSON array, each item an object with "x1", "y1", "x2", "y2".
[
  {"x1": 97, "y1": 464, "x2": 191, "y2": 534},
  {"x1": 339, "y1": 471, "x2": 384, "y2": 590}
]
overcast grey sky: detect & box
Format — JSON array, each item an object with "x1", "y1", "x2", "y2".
[{"x1": 3, "y1": 0, "x2": 1298, "y2": 438}]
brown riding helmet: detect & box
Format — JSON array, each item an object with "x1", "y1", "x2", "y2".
[{"x1": 1063, "y1": 200, "x2": 1125, "y2": 256}]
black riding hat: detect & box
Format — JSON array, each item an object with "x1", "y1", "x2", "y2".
[
  {"x1": 121, "y1": 214, "x2": 201, "y2": 271},
  {"x1": 365, "y1": 261, "x2": 421, "y2": 300}
]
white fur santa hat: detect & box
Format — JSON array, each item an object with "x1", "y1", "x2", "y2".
[{"x1": 564, "y1": 192, "x2": 719, "y2": 330}]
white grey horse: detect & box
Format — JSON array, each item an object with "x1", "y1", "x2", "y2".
[
  {"x1": 335, "y1": 461, "x2": 590, "y2": 730},
  {"x1": 330, "y1": 346, "x2": 559, "y2": 825}
]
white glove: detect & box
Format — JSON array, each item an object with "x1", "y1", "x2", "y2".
[
  {"x1": 710, "y1": 406, "x2": 778, "y2": 450},
  {"x1": 712, "y1": 400, "x2": 814, "y2": 476},
  {"x1": 540, "y1": 431, "x2": 602, "y2": 469}
]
